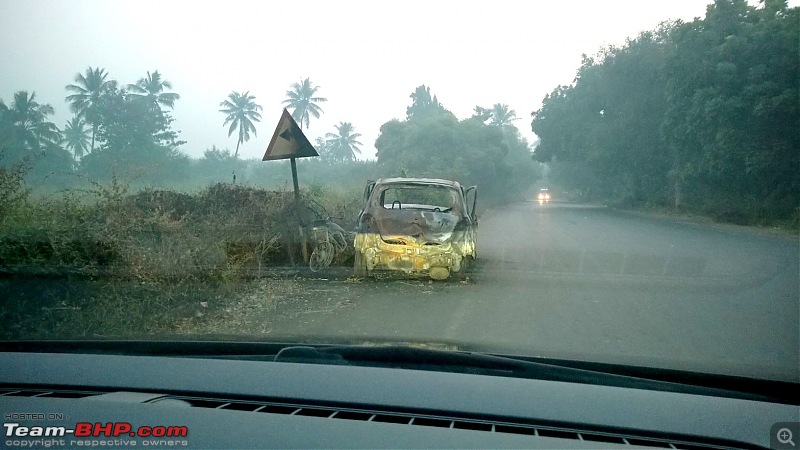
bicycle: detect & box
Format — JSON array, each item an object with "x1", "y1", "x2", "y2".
[{"x1": 308, "y1": 217, "x2": 353, "y2": 272}]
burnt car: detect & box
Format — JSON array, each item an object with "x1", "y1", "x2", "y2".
[{"x1": 353, "y1": 178, "x2": 477, "y2": 280}]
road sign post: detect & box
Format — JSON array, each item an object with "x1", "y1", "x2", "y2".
[
  {"x1": 289, "y1": 156, "x2": 308, "y2": 262},
  {"x1": 263, "y1": 109, "x2": 319, "y2": 264}
]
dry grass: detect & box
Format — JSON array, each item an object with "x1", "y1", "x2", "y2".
[{"x1": 0, "y1": 180, "x2": 360, "y2": 339}]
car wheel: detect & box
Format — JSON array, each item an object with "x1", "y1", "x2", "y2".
[{"x1": 457, "y1": 256, "x2": 474, "y2": 282}]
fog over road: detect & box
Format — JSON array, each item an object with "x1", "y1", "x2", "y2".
[{"x1": 264, "y1": 202, "x2": 800, "y2": 382}]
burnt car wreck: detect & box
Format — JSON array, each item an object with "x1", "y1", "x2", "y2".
[{"x1": 353, "y1": 178, "x2": 477, "y2": 280}]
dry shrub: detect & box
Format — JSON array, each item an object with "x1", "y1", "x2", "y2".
[{"x1": 1, "y1": 181, "x2": 364, "y2": 339}]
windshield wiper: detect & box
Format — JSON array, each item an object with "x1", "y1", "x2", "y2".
[{"x1": 270, "y1": 344, "x2": 798, "y2": 405}]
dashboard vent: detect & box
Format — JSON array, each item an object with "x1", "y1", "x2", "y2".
[
  {"x1": 0, "y1": 388, "x2": 98, "y2": 399},
  {"x1": 0, "y1": 388, "x2": 745, "y2": 449},
  {"x1": 155, "y1": 395, "x2": 741, "y2": 449}
]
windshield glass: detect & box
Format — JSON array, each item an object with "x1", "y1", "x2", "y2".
[
  {"x1": 1, "y1": 0, "x2": 798, "y2": 385},
  {"x1": 380, "y1": 185, "x2": 460, "y2": 211}
]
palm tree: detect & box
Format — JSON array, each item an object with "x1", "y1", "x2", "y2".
[
  {"x1": 65, "y1": 67, "x2": 115, "y2": 153},
  {"x1": 324, "y1": 122, "x2": 362, "y2": 162},
  {"x1": 219, "y1": 91, "x2": 262, "y2": 158},
  {"x1": 282, "y1": 78, "x2": 327, "y2": 129},
  {"x1": 490, "y1": 103, "x2": 518, "y2": 128},
  {"x1": 62, "y1": 116, "x2": 90, "y2": 159},
  {"x1": 7, "y1": 91, "x2": 61, "y2": 153},
  {"x1": 126, "y1": 70, "x2": 180, "y2": 111},
  {"x1": 0, "y1": 99, "x2": 16, "y2": 153}
]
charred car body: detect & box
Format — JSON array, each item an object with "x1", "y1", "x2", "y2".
[{"x1": 353, "y1": 178, "x2": 477, "y2": 280}]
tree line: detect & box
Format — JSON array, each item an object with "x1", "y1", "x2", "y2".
[
  {"x1": 531, "y1": 0, "x2": 798, "y2": 224},
  {"x1": 1, "y1": 66, "x2": 540, "y2": 205},
  {"x1": 185, "y1": 84, "x2": 540, "y2": 204},
  {"x1": 0, "y1": 71, "x2": 363, "y2": 189}
]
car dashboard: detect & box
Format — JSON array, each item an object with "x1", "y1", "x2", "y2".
[{"x1": 1, "y1": 347, "x2": 796, "y2": 449}]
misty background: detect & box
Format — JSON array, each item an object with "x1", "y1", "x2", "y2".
[{"x1": 2, "y1": 0, "x2": 714, "y2": 159}]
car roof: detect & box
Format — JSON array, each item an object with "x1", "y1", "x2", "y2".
[{"x1": 374, "y1": 177, "x2": 462, "y2": 189}]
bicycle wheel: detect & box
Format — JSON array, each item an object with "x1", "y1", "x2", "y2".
[
  {"x1": 309, "y1": 241, "x2": 335, "y2": 272},
  {"x1": 330, "y1": 230, "x2": 348, "y2": 253}
]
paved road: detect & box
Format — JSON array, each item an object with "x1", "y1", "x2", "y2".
[{"x1": 264, "y1": 202, "x2": 800, "y2": 382}]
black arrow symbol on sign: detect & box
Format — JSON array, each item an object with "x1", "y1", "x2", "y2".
[{"x1": 279, "y1": 128, "x2": 293, "y2": 142}]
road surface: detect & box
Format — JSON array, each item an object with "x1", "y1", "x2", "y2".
[{"x1": 231, "y1": 202, "x2": 800, "y2": 382}]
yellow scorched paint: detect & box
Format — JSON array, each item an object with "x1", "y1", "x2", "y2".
[{"x1": 354, "y1": 233, "x2": 475, "y2": 274}]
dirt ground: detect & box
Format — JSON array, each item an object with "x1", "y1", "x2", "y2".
[{"x1": 190, "y1": 267, "x2": 474, "y2": 337}]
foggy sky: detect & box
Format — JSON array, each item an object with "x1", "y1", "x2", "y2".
[{"x1": 0, "y1": 0, "x2": 755, "y2": 160}]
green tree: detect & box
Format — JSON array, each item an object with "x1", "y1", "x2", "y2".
[
  {"x1": 126, "y1": 70, "x2": 180, "y2": 112},
  {"x1": 662, "y1": 0, "x2": 798, "y2": 219},
  {"x1": 532, "y1": 27, "x2": 673, "y2": 205},
  {"x1": 377, "y1": 87, "x2": 539, "y2": 204},
  {"x1": 192, "y1": 145, "x2": 246, "y2": 185},
  {"x1": 406, "y1": 85, "x2": 452, "y2": 121},
  {"x1": 0, "y1": 91, "x2": 74, "y2": 189},
  {"x1": 0, "y1": 100, "x2": 12, "y2": 157},
  {"x1": 490, "y1": 104, "x2": 518, "y2": 128},
  {"x1": 80, "y1": 84, "x2": 187, "y2": 184},
  {"x1": 62, "y1": 116, "x2": 90, "y2": 160},
  {"x1": 65, "y1": 67, "x2": 115, "y2": 153},
  {"x1": 282, "y1": 78, "x2": 327, "y2": 129},
  {"x1": 0, "y1": 99, "x2": 30, "y2": 214},
  {"x1": 324, "y1": 122, "x2": 363, "y2": 163},
  {"x1": 2, "y1": 91, "x2": 61, "y2": 158},
  {"x1": 92, "y1": 85, "x2": 184, "y2": 152},
  {"x1": 203, "y1": 145, "x2": 234, "y2": 161},
  {"x1": 219, "y1": 91, "x2": 262, "y2": 158},
  {"x1": 531, "y1": 0, "x2": 798, "y2": 223},
  {"x1": 471, "y1": 106, "x2": 492, "y2": 123}
]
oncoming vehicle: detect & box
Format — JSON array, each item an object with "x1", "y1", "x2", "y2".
[
  {"x1": 537, "y1": 188, "x2": 551, "y2": 202},
  {"x1": 353, "y1": 178, "x2": 477, "y2": 280}
]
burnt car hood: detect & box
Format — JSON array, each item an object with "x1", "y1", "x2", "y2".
[{"x1": 374, "y1": 208, "x2": 461, "y2": 245}]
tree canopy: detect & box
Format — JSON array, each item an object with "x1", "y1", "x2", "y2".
[
  {"x1": 127, "y1": 70, "x2": 180, "y2": 112},
  {"x1": 377, "y1": 85, "x2": 540, "y2": 204},
  {"x1": 79, "y1": 78, "x2": 187, "y2": 184},
  {"x1": 62, "y1": 116, "x2": 90, "y2": 160},
  {"x1": 531, "y1": 0, "x2": 798, "y2": 223},
  {"x1": 0, "y1": 91, "x2": 73, "y2": 188},
  {"x1": 283, "y1": 78, "x2": 327, "y2": 130},
  {"x1": 323, "y1": 122, "x2": 363, "y2": 163},
  {"x1": 219, "y1": 91, "x2": 262, "y2": 158},
  {"x1": 65, "y1": 67, "x2": 116, "y2": 153}
]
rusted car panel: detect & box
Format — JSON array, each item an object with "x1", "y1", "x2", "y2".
[{"x1": 354, "y1": 178, "x2": 477, "y2": 280}]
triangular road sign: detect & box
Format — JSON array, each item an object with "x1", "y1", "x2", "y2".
[{"x1": 262, "y1": 109, "x2": 319, "y2": 161}]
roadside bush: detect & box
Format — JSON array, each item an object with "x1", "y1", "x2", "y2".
[
  {"x1": 1, "y1": 179, "x2": 367, "y2": 339},
  {"x1": 77, "y1": 183, "x2": 299, "y2": 280},
  {"x1": 0, "y1": 163, "x2": 29, "y2": 223}
]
